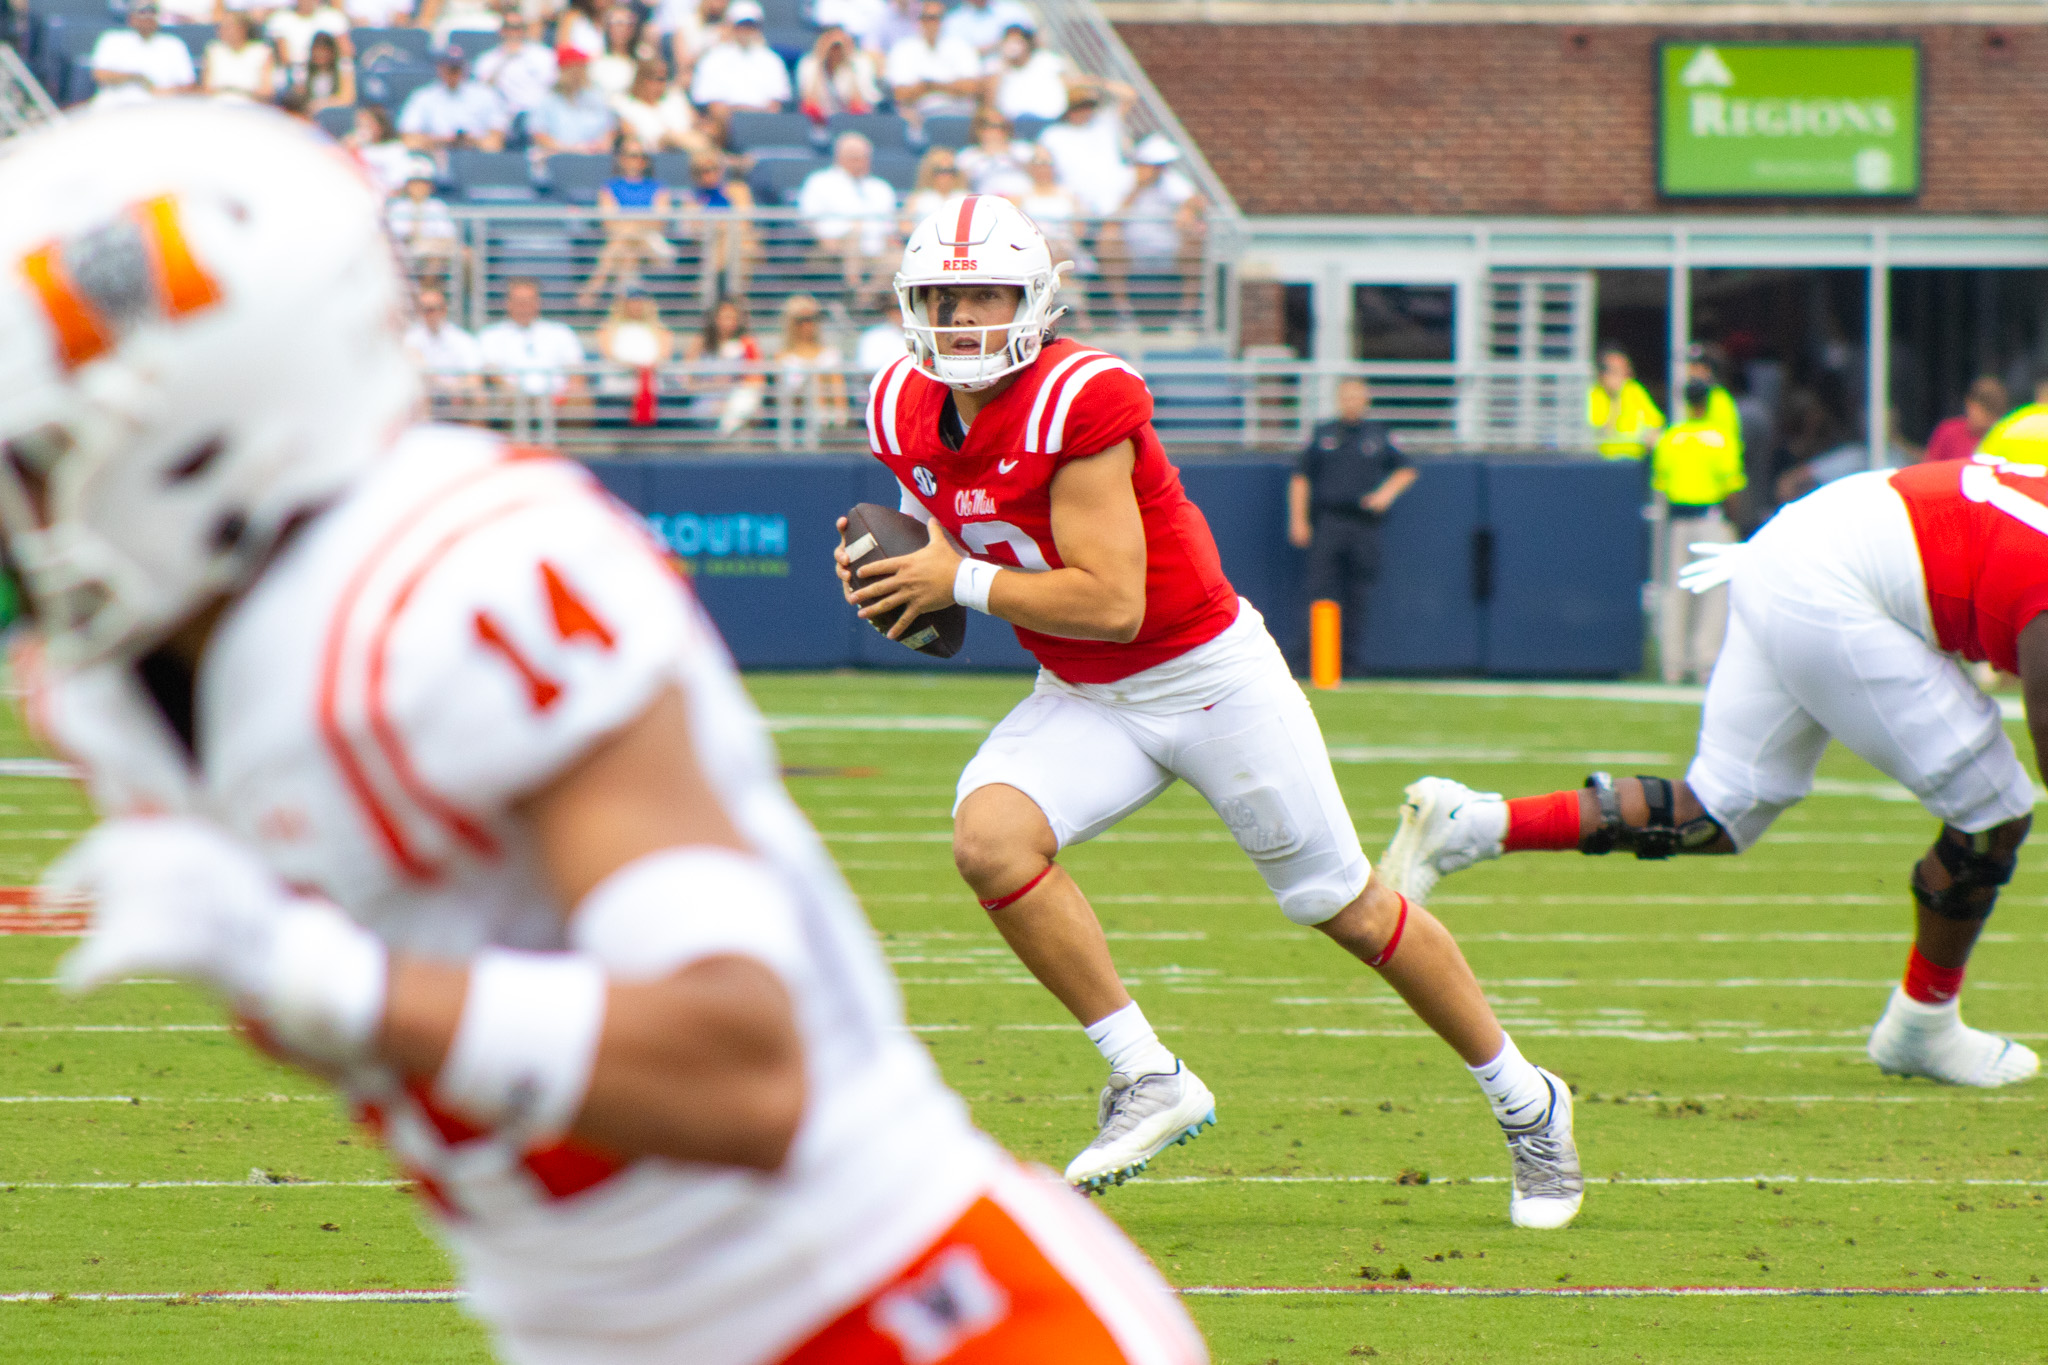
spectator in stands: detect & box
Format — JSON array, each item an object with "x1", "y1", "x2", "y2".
[
  {"x1": 1017, "y1": 143, "x2": 1090, "y2": 324},
  {"x1": 901, "y1": 146, "x2": 966, "y2": 227},
  {"x1": 983, "y1": 20, "x2": 1068, "y2": 123},
  {"x1": 799, "y1": 131, "x2": 899, "y2": 313},
  {"x1": 157, "y1": 0, "x2": 219, "y2": 23},
  {"x1": 344, "y1": 0, "x2": 419, "y2": 29},
  {"x1": 858, "y1": 0, "x2": 921, "y2": 57},
  {"x1": 403, "y1": 285, "x2": 484, "y2": 396},
  {"x1": 89, "y1": 4, "x2": 198, "y2": 108},
  {"x1": 530, "y1": 47, "x2": 618, "y2": 153},
  {"x1": 856, "y1": 315, "x2": 908, "y2": 373},
  {"x1": 1036, "y1": 80, "x2": 1138, "y2": 217},
  {"x1": 885, "y1": 0, "x2": 980, "y2": 131},
  {"x1": 796, "y1": 25, "x2": 882, "y2": 123},
  {"x1": 267, "y1": 0, "x2": 352, "y2": 83},
  {"x1": 612, "y1": 59, "x2": 707, "y2": 152},
  {"x1": 347, "y1": 104, "x2": 416, "y2": 193},
  {"x1": 473, "y1": 11, "x2": 558, "y2": 116},
  {"x1": 651, "y1": 0, "x2": 726, "y2": 86},
  {"x1": 1101, "y1": 133, "x2": 1203, "y2": 324},
  {"x1": 399, "y1": 50, "x2": 508, "y2": 151},
  {"x1": 777, "y1": 293, "x2": 848, "y2": 431},
  {"x1": 1923, "y1": 375, "x2": 2010, "y2": 463},
  {"x1": 203, "y1": 11, "x2": 280, "y2": 100},
  {"x1": 550, "y1": 0, "x2": 604, "y2": 62},
  {"x1": 956, "y1": 110, "x2": 1032, "y2": 199},
  {"x1": 941, "y1": 0, "x2": 1031, "y2": 57},
  {"x1": 814, "y1": 0, "x2": 888, "y2": 53},
  {"x1": 579, "y1": 138, "x2": 675, "y2": 305},
  {"x1": 689, "y1": 0, "x2": 792, "y2": 140},
  {"x1": 685, "y1": 295, "x2": 764, "y2": 434},
  {"x1": 479, "y1": 276, "x2": 587, "y2": 397},
  {"x1": 590, "y1": 3, "x2": 653, "y2": 98},
  {"x1": 417, "y1": 0, "x2": 501, "y2": 47},
  {"x1": 386, "y1": 156, "x2": 464, "y2": 280},
  {"x1": 677, "y1": 152, "x2": 758, "y2": 287},
  {"x1": 596, "y1": 290, "x2": 676, "y2": 416},
  {"x1": 298, "y1": 31, "x2": 358, "y2": 113}
]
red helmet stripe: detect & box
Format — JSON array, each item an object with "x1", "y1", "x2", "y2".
[{"x1": 951, "y1": 194, "x2": 978, "y2": 260}]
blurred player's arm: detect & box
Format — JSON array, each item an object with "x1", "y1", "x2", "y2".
[
  {"x1": 378, "y1": 684, "x2": 805, "y2": 1170},
  {"x1": 846, "y1": 440, "x2": 1147, "y2": 643},
  {"x1": 2016, "y1": 614, "x2": 2048, "y2": 779}
]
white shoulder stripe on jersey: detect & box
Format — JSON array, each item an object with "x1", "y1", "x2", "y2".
[
  {"x1": 878, "y1": 356, "x2": 915, "y2": 457},
  {"x1": 1024, "y1": 349, "x2": 1104, "y2": 455},
  {"x1": 1046, "y1": 357, "x2": 1143, "y2": 456},
  {"x1": 864, "y1": 363, "x2": 892, "y2": 455}
]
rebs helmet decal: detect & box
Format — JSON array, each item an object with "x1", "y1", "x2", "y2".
[{"x1": 893, "y1": 195, "x2": 1070, "y2": 392}]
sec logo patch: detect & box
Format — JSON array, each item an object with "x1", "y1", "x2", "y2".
[{"x1": 912, "y1": 466, "x2": 938, "y2": 496}]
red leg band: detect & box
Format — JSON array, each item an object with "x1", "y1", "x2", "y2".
[
  {"x1": 979, "y1": 864, "x2": 1054, "y2": 912},
  {"x1": 1504, "y1": 790, "x2": 1584, "y2": 853},
  {"x1": 1367, "y1": 892, "x2": 1411, "y2": 969},
  {"x1": 1903, "y1": 945, "x2": 1966, "y2": 1005}
]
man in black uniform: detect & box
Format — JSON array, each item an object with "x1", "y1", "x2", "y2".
[{"x1": 1289, "y1": 377, "x2": 1418, "y2": 675}]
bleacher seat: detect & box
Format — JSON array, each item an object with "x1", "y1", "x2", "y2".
[
  {"x1": 920, "y1": 115, "x2": 973, "y2": 150},
  {"x1": 353, "y1": 26, "x2": 432, "y2": 71},
  {"x1": 440, "y1": 28, "x2": 496, "y2": 66},
  {"x1": 762, "y1": 23, "x2": 817, "y2": 65},
  {"x1": 651, "y1": 150, "x2": 701, "y2": 188},
  {"x1": 869, "y1": 149, "x2": 921, "y2": 193},
  {"x1": 825, "y1": 111, "x2": 909, "y2": 153},
  {"x1": 727, "y1": 109, "x2": 815, "y2": 153},
  {"x1": 1011, "y1": 114, "x2": 1052, "y2": 142},
  {"x1": 42, "y1": 14, "x2": 113, "y2": 102},
  {"x1": 1142, "y1": 347, "x2": 1243, "y2": 433},
  {"x1": 544, "y1": 153, "x2": 615, "y2": 205},
  {"x1": 447, "y1": 150, "x2": 538, "y2": 203},
  {"x1": 314, "y1": 104, "x2": 357, "y2": 138},
  {"x1": 163, "y1": 21, "x2": 212, "y2": 63},
  {"x1": 25, "y1": 0, "x2": 111, "y2": 72},
  {"x1": 748, "y1": 154, "x2": 823, "y2": 206},
  {"x1": 755, "y1": 0, "x2": 809, "y2": 25},
  {"x1": 359, "y1": 61, "x2": 435, "y2": 113}
]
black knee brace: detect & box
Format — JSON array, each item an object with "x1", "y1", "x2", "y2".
[
  {"x1": 1911, "y1": 827, "x2": 2017, "y2": 922},
  {"x1": 1579, "y1": 773, "x2": 1728, "y2": 860}
]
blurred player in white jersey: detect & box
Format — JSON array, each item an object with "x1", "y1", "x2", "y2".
[
  {"x1": 837, "y1": 195, "x2": 1583, "y2": 1229},
  {"x1": 0, "y1": 103, "x2": 1205, "y2": 1364}
]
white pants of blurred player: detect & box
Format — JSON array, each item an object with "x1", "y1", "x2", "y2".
[
  {"x1": 1660, "y1": 506, "x2": 1732, "y2": 685},
  {"x1": 1686, "y1": 470, "x2": 2036, "y2": 851},
  {"x1": 956, "y1": 601, "x2": 1371, "y2": 926}
]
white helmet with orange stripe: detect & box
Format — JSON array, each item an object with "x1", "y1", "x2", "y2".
[
  {"x1": 0, "y1": 100, "x2": 416, "y2": 666},
  {"x1": 894, "y1": 194, "x2": 1068, "y2": 391}
]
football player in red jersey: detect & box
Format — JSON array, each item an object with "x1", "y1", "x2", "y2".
[
  {"x1": 837, "y1": 196, "x2": 1585, "y2": 1228},
  {"x1": 1382, "y1": 441, "x2": 2048, "y2": 1090}
]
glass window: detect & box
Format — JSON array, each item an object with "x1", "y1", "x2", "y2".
[{"x1": 1351, "y1": 284, "x2": 1456, "y2": 362}]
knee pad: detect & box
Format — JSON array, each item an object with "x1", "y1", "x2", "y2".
[
  {"x1": 1579, "y1": 773, "x2": 1728, "y2": 860},
  {"x1": 1911, "y1": 826, "x2": 2019, "y2": 922}
]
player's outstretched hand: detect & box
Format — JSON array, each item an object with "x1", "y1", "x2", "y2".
[
  {"x1": 52, "y1": 818, "x2": 387, "y2": 1066},
  {"x1": 851, "y1": 519, "x2": 963, "y2": 640}
]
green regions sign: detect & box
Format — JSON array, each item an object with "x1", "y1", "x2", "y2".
[{"x1": 1658, "y1": 42, "x2": 1920, "y2": 198}]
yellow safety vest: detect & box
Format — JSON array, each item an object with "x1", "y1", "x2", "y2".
[
  {"x1": 1587, "y1": 382, "x2": 1665, "y2": 460},
  {"x1": 1978, "y1": 404, "x2": 2048, "y2": 463},
  {"x1": 1703, "y1": 385, "x2": 1742, "y2": 463},
  {"x1": 1652, "y1": 419, "x2": 1746, "y2": 507}
]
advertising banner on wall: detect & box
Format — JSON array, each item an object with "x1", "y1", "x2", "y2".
[{"x1": 1658, "y1": 42, "x2": 1920, "y2": 198}]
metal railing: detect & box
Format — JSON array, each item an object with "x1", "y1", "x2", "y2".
[
  {"x1": 421, "y1": 204, "x2": 1220, "y2": 343},
  {"x1": 0, "y1": 42, "x2": 58, "y2": 143},
  {"x1": 421, "y1": 355, "x2": 1599, "y2": 458}
]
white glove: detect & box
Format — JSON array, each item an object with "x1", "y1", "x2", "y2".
[
  {"x1": 53, "y1": 817, "x2": 388, "y2": 1067},
  {"x1": 1676, "y1": 541, "x2": 1748, "y2": 595}
]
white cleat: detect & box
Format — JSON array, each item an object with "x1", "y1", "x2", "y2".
[
  {"x1": 1868, "y1": 987, "x2": 2040, "y2": 1088},
  {"x1": 1377, "y1": 777, "x2": 1509, "y2": 904},
  {"x1": 1064, "y1": 1063, "x2": 1217, "y2": 1194},
  {"x1": 1503, "y1": 1069, "x2": 1583, "y2": 1230}
]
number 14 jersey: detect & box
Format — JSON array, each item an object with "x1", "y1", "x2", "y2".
[{"x1": 866, "y1": 340, "x2": 1239, "y2": 685}]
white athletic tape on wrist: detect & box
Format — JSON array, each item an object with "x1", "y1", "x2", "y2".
[
  {"x1": 260, "y1": 901, "x2": 388, "y2": 1067},
  {"x1": 570, "y1": 846, "x2": 805, "y2": 983},
  {"x1": 433, "y1": 949, "x2": 607, "y2": 1145},
  {"x1": 952, "y1": 558, "x2": 1002, "y2": 615}
]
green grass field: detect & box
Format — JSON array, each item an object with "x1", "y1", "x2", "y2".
[{"x1": 3, "y1": 674, "x2": 2046, "y2": 1362}]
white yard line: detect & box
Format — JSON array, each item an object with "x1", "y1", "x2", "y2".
[
  {"x1": 0, "y1": 1290, "x2": 456, "y2": 1303},
  {"x1": 0, "y1": 1178, "x2": 399, "y2": 1190},
  {"x1": 1179, "y1": 1284, "x2": 2046, "y2": 1298},
  {"x1": 1134, "y1": 1173, "x2": 2048, "y2": 1188}
]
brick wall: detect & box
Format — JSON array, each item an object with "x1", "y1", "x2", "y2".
[{"x1": 1115, "y1": 22, "x2": 2048, "y2": 216}]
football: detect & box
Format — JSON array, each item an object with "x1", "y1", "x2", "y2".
[{"x1": 841, "y1": 503, "x2": 969, "y2": 658}]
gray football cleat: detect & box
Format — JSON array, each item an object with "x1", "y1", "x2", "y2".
[
  {"x1": 1503, "y1": 1068, "x2": 1583, "y2": 1230},
  {"x1": 1064, "y1": 1063, "x2": 1217, "y2": 1194},
  {"x1": 1377, "y1": 777, "x2": 1508, "y2": 904}
]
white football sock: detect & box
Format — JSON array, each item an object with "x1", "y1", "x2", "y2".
[
  {"x1": 1469, "y1": 1033, "x2": 1552, "y2": 1129},
  {"x1": 1085, "y1": 1001, "x2": 1178, "y2": 1080}
]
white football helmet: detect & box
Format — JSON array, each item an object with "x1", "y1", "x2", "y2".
[
  {"x1": 894, "y1": 194, "x2": 1068, "y2": 391},
  {"x1": 0, "y1": 100, "x2": 417, "y2": 667}
]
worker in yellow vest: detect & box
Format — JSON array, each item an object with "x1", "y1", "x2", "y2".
[
  {"x1": 1654, "y1": 379, "x2": 1747, "y2": 684},
  {"x1": 1684, "y1": 343, "x2": 1743, "y2": 464},
  {"x1": 1587, "y1": 344, "x2": 1664, "y2": 459}
]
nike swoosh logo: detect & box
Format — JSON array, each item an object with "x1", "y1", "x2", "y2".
[{"x1": 998, "y1": 459, "x2": 1019, "y2": 473}]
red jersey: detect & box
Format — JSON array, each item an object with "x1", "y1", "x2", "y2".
[
  {"x1": 865, "y1": 340, "x2": 1239, "y2": 684},
  {"x1": 1891, "y1": 456, "x2": 2048, "y2": 672}
]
